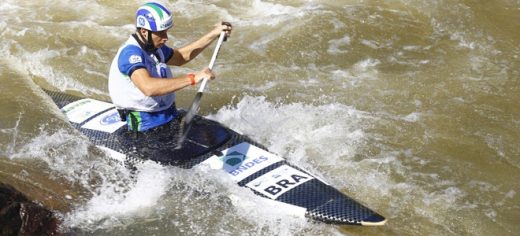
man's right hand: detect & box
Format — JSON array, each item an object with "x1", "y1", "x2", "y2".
[{"x1": 194, "y1": 67, "x2": 215, "y2": 84}]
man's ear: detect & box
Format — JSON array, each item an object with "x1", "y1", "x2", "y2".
[{"x1": 139, "y1": 28, "x2": 148, "y2": 37}]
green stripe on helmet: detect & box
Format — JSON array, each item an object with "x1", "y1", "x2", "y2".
[{"x1": 144, "y1": 3, "x2": 164, "y2": 20}]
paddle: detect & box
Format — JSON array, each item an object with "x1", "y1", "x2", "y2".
[{"x1": 176, "y1": 31, "x2": 227, "y2": 148}]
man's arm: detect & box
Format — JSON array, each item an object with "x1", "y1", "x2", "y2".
[
  {"x1": 168, "y1": 23, "x2": 232, "y2": 66},
  {"x1": 130, "y1": 68, "x2": 214, "y2": 97}
]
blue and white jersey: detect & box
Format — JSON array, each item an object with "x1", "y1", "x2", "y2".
[{"x1": 108, "y1": 35, "x2": 176, "y2": 131}]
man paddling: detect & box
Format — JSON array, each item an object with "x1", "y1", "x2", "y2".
[{"x1": 108, "y1": 2, "x2": 232, "y2": 132}]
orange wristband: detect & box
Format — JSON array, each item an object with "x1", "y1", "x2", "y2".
[{"x1": 188, "y1": 73, "x2": 196, "y2": 86}]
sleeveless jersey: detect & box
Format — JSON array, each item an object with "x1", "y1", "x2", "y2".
[{"x1": 108, "y1": 35, "x2": 176, "y2": 131}]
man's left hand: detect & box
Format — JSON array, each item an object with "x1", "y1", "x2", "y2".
[{"x1": 214, "y1": 21, "x2": 232, "y2": 39}]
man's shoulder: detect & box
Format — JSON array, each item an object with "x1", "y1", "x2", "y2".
[
  {"x1": 118, "y1": 39, "x2": 144, "y2": 65},
  {"x1": 120, "y1": 45, "x2": 143, "y2": 58},
  {"x1": 120, "y1": 40, "x2": 142, "y2": 54},
  {"x1": 116, "y1": 37, "x2": 146, "y2": 72},
  {"x1": 118, "y1": 36, "x2": 143, "y2": 56}
]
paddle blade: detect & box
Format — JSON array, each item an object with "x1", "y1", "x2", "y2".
[
  {"x1": 176, "y1": 92, "x2": 203, "y2": 148},
  {"x1": 184, "y1": 92, "x2": 203, "y2": 125}
]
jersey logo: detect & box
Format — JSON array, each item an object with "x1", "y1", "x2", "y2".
[{"x1": 129, "y1": 55, "x2": 142, "y2": 64}]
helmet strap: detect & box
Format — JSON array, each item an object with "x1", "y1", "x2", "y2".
[
  {"x1": 146, "y1": 30, "x2": 154, "y2": 50},
  {"x1": 134, "y1": 28, "x2": 156, "y2": 53}
]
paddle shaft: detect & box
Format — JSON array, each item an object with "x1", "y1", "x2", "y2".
[
  {"x1": 199, "y1": 31, "x2": 226, "y2": 91},
  {"x1": 177, "y1": 31, "x2": 226, "y2": 147},
  {"x1": 184, "y1": 31, "x2": 225, "y2": 122}
]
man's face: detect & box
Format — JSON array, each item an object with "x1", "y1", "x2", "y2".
[{"x1": 152, "y1": 29, "x2": 169, "y2": 48}]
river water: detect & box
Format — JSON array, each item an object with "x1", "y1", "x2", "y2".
[{"x1": 1, "y1": 0, "x2": 519, "y2": 235}]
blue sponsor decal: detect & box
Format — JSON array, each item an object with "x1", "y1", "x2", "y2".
[
  {"x1": 138, "y1": 17, "x2": 146, "y2": 27},
  {"x1": 100, "y1": 111, "x2": 121, "y2": 125},
  {"x1": 220, "y1": 150, "x2": 271, "y2": 176},
  {"x1": 221, "y1": 151, "x2": 246, "y2": 168}
]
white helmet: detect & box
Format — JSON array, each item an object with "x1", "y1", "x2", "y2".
[{"x1": 136, "y1": 2, "x2": 173, "y2": 32}]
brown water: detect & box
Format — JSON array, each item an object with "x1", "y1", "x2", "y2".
[{"x1": 1, "y1": 0, "x2": 519, "y2": 235}]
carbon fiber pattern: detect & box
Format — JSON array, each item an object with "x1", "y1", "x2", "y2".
[
  {"x1": 305, "y1": 197, "x2": 385, "y2": 225},
  {"x1": 43, "y1": 89, "x2": 386, "y2": 225},
  {"x1": 43, "y1": 90, "x2": 263, "y2": 169}
]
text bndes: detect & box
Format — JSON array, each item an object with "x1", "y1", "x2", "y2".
[{"x1": 229, "y1": 156, "x2": 268, "y2": 176}]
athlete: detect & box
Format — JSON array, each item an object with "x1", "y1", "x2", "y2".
[{"x1": 108, "y1": 2, "x2": 232, "y2": 132}]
